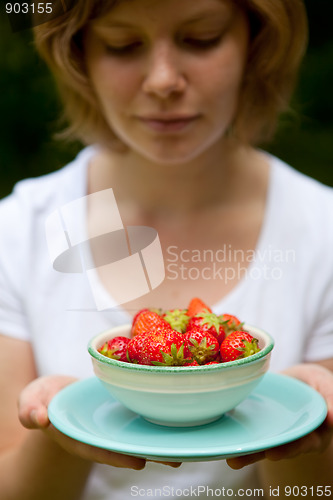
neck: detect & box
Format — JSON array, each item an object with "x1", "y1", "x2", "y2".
[
  {"x1": 114, "y1": 141, "x2": 234, "y2": 213},
  {"x1": 89, "y1": 138, "x2": 260, "y2": 216}
]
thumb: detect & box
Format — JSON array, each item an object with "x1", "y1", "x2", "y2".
[
  {"x1": 18, "y1": 382, "x2": 50, "y2": 430},
  {"x1": 18, "y1": 399, "x2": 50, "y2": 430},
  {"x1": 18, "y1": 375, "x2": 77, "y2": 430},
  {"x1": 28, "y1": 407, "x2": 50, "y2": 429}
]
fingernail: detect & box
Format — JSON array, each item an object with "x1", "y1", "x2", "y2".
[{"x1": 30, "y1": 409, "x2": 38, "y2": 426}]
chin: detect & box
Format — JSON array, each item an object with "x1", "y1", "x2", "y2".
[{"x1": 132, "y1": 137, "x2": 226, "y2": 166}]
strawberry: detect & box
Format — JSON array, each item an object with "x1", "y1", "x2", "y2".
[
  {"x1": 126, "y1": 331, "x2": 147, "y2": 363},
  {"x1": 127, "y1": 326, "x2": 191, "y2": 366},
  {"x1": 163, "y1": 308, "x2": 190, "y2": 333},
  {"x1": 131, "y1": 310, "x2": 170, "y2": 337},
  {"x1": 185, "y1": 360, "x2": 200, "y2": 366},
  {"x1": 132, "y1": 308, "x2": 150, "y2": 328},
  {"x1": 220, "y1": 331, "x2": 260, "y2": 362},
  {"x1": 218, "y1": 313, "x2": 243, "y2": 337},
  {"x1": 187, "y1": 310, "x2": 226, "y2": 344},
  {"x1": 98, "y1": 336, "x2": 130, "y2": 362},
  {"x1": 187, "y1": 297, "x2": 212, "y2": 317},
  {"x1": 185, "y1": 328, "x2": 219, "y2": 365}
]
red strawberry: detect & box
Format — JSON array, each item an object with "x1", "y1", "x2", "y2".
[
  {"x1": 126, "y1": 331, "x2": 147, "y2": 363},
  {"x1": 187, "y1": 310, "x2": 226, "y2": 344},
  {"x1": 185, "y1": 328, "x2": 219, "y2": 365},
  {"x1": 98, "y1": 336, "x2": 130, "y2": 362},
  {"x1": 218, "y1": 313, "x2": 243, "y2": 337},
  {"x1": 131, "y1": 310, "x2": 170, "y2": 337},
  {"x1": 187, "y1": 297, "x2": 212, "y2": 317},
  {"x1": 184, "y1": 360, "x2": 200, "y2": 366},
  {"x1": 132, "y1": 308, "x2": 150, "y2": 328},
  {"x1": 127, "y1": 326, "x2": 191, "y2": 366},
  {"x1": 220, "y1": 331, "x2": 260, "y2": 362}
]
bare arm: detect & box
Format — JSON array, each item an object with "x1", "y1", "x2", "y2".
[
  {"x1": 0, "y1": 334, "x2": 146, "y2": 500},
  {"x1": 227, "y1": 360, "x2": 333, "y2": 498}
]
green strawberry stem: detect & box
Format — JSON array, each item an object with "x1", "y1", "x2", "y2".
[
  {"x1": 163, "y1": 309, "x2": 190, "y2": 333},
  {"x1": 188, "y1": 337, "x2": 217, "y2": 364},
  {"x1": 238, "y1": 339, "x2": 260, "y2": 357},
  {"x1": 197, "y1": 310, "x2": 220, "y2": 332},
  {"x1": 152, "y1": 342, "x2": 191, "y2": 366}
]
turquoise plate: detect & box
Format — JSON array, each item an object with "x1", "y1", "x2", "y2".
[{"x1": 48, "y1": 373, "x2": 327, "y2": 462}]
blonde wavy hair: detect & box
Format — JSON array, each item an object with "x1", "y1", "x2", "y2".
[{"x1": 34, "y1": 0, "x2": 308, "y2": 148}]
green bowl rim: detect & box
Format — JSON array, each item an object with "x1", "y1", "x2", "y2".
[{"x1": 87, "y1": 323, "x2": 274, "y2": 373}]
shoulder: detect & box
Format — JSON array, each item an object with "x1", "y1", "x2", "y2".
[
  {"x1": 267, "y1": 154, "x2": 333, "y2": 228},
  {"x1": 263, "y1": 154, "x2": 333, "y2": 282},
  {"x1": 0, "y1": 147, "x2": 94, "y2": 228},
  {"x1": 0, "y1": 146, "x2": 95, "y2": 270},
  {"x1": 269, "y1": 154, "x2": 333, "y2": 203},
  {"x1": 4, "y1": 147, "x2": 94, "y2": 211}
]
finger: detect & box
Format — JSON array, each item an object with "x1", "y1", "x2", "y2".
[
  {"x1": 226, "y1": 437, "x2": 317, "y2": 469},
  {"x1": 228, "y1": 423, "x2": 333, "y2": 470},
  {"x1": 148, "y1": 460, "x2": 182, "y2": 468},
  {"x1": 18, "y1": 390, "x2": 51, "y2": 430},
  {"x1": 71, "y1": 444, "x2": 146, "y2": 470},
  {"x1": 30, "y1": 407, "x2": 50, "y2": 429},
  {"x1": 284, "y1": 364, "x2": 333, "y2": 427},
  {"x1": 227, "y1": 451, "x2": 266, "y2": 470},
  {"x1": 19, "y1": 404, "x2": 49, "y2": 430},
  {"x1": 18, "y1": 376, "x2": 77, "y2": 429},
  {"x1": 94, "y1": 449, "x2": 146, "y2": 470},
  {"x1": 325, "y1": 397, "x2": 333, "y2": 427},
  {"x1": 44, "y1": 424, "x2": 146, "y2": 470},
  {"x1": 264, "y1": 438, "x2": 312, "y2": 461},
  {"x1": 266, "y1": 424, "x2": 333, "y2": 460}
]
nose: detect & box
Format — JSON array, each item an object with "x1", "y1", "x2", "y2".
[{"x1": 142, "y1": 41, "x2": 186, "y2": 99}]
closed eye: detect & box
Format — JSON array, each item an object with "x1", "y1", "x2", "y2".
[
  {"x1": 182, "y1": 36, "x2": 222, "y2": 50},
  {"x1": 104, "y1": 35, "x2": 223, "y2": 56},
  {"x1": 105, "y1": 41, "x2": 143, "y2": 55}
]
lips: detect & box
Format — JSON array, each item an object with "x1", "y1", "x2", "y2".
[{"x1": 136, "y1": 114, "x2": 200, "y2": 132}]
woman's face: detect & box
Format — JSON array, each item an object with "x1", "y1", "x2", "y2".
[{"x1": 84, "y1": 0, "x2": 249, "y2": 165}]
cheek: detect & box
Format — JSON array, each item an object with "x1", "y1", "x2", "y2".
[
  {"x1": 91, "y1": 59, "x2": 140, "y2": 108},
  {"x1": 195, "y1": 14, "x2": 248, "y2": 105},
  {"x1": 197, "y1": 45, "x2": 246, "y2": 108}
]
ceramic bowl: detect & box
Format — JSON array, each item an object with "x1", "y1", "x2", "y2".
[{"x1": 88, "y1": 324, "x2": 274, "y2": 427}]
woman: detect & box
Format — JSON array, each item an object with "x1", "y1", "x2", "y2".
[{"x1": 0, "y1": 0, "x2": 332, "y2": 498}]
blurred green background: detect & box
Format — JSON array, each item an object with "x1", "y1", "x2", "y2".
[{"x1": 0, "y1": 1, "x2": 332, "y2": 199}]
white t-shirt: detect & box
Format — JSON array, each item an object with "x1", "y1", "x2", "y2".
[{"x1": 0, "y1": 147, "x2": 333, "y2": 499}]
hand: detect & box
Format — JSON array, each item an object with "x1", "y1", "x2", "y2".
[
  {"x1": 227, "y1": 363, "x2": 333, "y2": 470},
  {"x1": 18, "y1": 375, "x2": 149, "y2": 470}
]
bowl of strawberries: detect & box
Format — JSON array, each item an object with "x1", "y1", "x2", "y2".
[{"x1": 88, "y1": 298, "x2": 274, "y2": 427}]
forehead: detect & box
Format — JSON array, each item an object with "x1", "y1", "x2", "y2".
[{"x1": 92, "y1": 0, "x2": 234, "y2": 27}]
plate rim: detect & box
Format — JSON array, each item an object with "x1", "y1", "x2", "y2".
[{"x1": 48, "y1": 372, "x2": 327, "y2": 461}]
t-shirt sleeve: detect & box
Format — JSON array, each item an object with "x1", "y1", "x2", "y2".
[
  {"x1": 0, "y1": 193, "x2": 30, "y2": 341},
  {"x1": 304, "y1": 276, "x2": 333, "y2": 362},
  {"x1": 303, "y1": 192, "x2": 333, "y2": 363}
]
